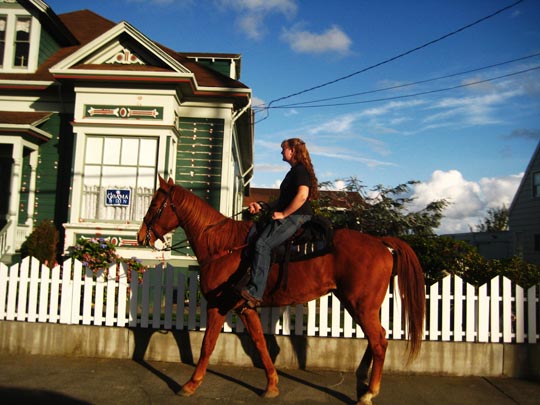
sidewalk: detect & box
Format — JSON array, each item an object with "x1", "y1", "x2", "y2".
[{"x1": 0, "y1": 353, "x2": 538, "y2": 404}]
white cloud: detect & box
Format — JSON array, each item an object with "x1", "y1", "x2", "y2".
[
  {"x1": 281, "y1": 25, "x2": 352, "y2": 54},
  {"x1": 255, "y1": 163, "x2": 287, "y2": 173},
  {"x1": 224, "y1": 0, "x2": 297, "y2": 15},
  {"x1": 309, "y1": 113, "x2": 357, "y2": 134},
  {"x1": 308, "y1": 144, "x2": 395, "y2": 168},
  {"x1": 217, "y1": 0, "x2": 297, "y2": 39},
  {"x1": 359, "y1": 99, "x2": 426, "y2": 118},
  {"x1": 409, "y1": 170, "x2": 523, "y2": 234},
  {"x1": 238, "y1": 14, "x2": 265, "y2": 39},
  {"x1": 251, "y1": 96, "x2": 266, "y2": 112},
  {"x1": 423, "y1": 89, "x2": 524, "y2": 127}
]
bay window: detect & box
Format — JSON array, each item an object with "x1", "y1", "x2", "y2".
[{"x1": 81, "y1": 135, "x2": 157, "y2": 222}]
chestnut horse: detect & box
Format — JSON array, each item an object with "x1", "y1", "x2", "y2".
[{"x1": 137, "y1": 176, "x2": 425, "y2": 405}]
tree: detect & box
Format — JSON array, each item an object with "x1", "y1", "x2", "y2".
[
  {"x1": 474, "y1": 205, "x2": 509, "y2": 232},
  {"x1": 403, "y1": 234, "x2": 539, "y2": 288},
  {"x1": 311, "y1": 177, "x2": 539, "y2": 287},
  {"x1": 316, "y1": 177, "x2": 448, "y2": 237}
]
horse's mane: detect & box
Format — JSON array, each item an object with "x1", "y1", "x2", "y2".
[{"x1": 173, "y1": 185, "x2": 252, "y2": 257}]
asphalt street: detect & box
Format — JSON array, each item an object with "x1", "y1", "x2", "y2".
[{"x1": 0, "y1": 354, "x2": 538, "y2": 404}]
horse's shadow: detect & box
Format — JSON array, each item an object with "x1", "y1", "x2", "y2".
[{"x1": 129, "y1": 326, "x2": 359, "y2": 403}]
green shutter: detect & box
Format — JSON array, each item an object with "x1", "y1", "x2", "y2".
[
  {"x1": 34, "y1": 113, "x2": 73, "y2": 225},
  {"x1": 173, "y1": 117, "x2": 224, "y2": 250}
]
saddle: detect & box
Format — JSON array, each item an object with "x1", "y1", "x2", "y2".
[
  {"x1": 271, "y1": 215, "x2": 334, "y2": 263},
  {"x1": 239, "y1": 214, "x2": 334, "y2": 293}
]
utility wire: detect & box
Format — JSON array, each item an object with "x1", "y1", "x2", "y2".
[
  {"x1": 266, "y1": 65, "x2": 540, "y2": 109},
  {"x1": 256, "y1": 0, "x2": 524, "y2": 123},
  {"x1": 275, "y1": 52, "x2": 540, "y2": 108}
]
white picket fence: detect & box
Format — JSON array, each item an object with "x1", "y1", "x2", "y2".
[{"x1": 0, "y1": 257, "x2": 538, "y2": 343}]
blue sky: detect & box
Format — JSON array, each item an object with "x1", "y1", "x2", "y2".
[{"x1": 45, "y1": 0, "x2": 540, "y2": 233}]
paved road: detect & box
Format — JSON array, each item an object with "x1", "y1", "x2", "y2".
[{"x1": 0, "y1": 354, "x2": 538, "y2": 404}]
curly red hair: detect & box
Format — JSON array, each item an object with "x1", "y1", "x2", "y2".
[{"x1": 281, "y1": 138, "x2": 319, "y2": 201}]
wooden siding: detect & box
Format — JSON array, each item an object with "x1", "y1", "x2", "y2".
[
  {"x1": 38, "y1": 27, "x2": 61, "y2": 67},
  {"x1": 509, "y1": 145, "x2": 540, "y2": 264},
  {"x1": 34, "y1": 114, "x2": 73, "y2": 227},
  {"x1": 196, "y1": 59, "x2": 232, "y2": 78},
  {"x1": 18, "y1": 148, "x2": 31, "y2": 225}
]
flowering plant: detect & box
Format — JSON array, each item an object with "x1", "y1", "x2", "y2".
[{"x1": 68, "y1": 238, "x2": 147, "y2": 283}]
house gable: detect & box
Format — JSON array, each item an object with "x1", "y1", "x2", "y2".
[
  {"x1": 509, "y1": 141, "x2": 540, "y2": 213},
  {"x1": 49, "y1": 21, "x2": 192, "y2": 78},
  {"x1": 508, "y1": 140, "x2": 540, "y2": 265}
]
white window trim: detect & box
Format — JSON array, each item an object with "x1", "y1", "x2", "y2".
[
  {"x1": 0, "y1": 9, "x2": 40, "y2": 72},
  {"x1": 69, "y1": 127, "x2": 171, "y2": 225}
]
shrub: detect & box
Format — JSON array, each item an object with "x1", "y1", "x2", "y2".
[{"x1": 20, "y1": 219, "x2": 59, "y2": 266}]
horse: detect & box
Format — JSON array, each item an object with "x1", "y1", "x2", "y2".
[{"x1": 137, "y1": 176, "x2": 425, "y2": 405}]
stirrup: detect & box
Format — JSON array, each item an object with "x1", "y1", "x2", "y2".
[{"x1": 240, "y1": 289, "x2": 261, "y2": 308}]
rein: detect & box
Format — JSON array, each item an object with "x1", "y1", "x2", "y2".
[
  {"x1": 197, "y1": 242, "x2": 248, "y2": 268},
  {"x1": 144, "y1": 185, "x2": 248, "y2": 267}
]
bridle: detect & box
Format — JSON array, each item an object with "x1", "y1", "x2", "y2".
[
  {"x1": 142, "y1": 185, "x2": 249, "y2": 263},
  {"x1": 143, "y1": 186, "x2": 182, "y2": 247}
]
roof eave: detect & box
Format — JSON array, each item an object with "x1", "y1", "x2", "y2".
[{"x1": 0, "y1": 124, "x2": 53, "y2": 142}]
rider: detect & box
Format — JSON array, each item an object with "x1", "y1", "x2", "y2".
[{"x1": 240, "y1": 138, "x2": 318, "y2": 307}]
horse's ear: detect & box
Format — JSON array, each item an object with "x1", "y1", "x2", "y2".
[
  {"x1": 158, "y1": 175, "x2": 166, "y2": 188},
  {"x1": 167, "y1": 177, "x2": 174, "y2": 186}
]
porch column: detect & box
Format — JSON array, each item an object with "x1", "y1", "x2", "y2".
[
  {"x1": 6, "y1": 143, "x2": 21, "y2": 253},
  {"x1": 24, "y1": 149, "x2": 38, "y2": 226}
]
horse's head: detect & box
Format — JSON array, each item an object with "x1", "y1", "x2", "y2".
[{"x1": 137, "y1": 176, "x2": 179, "y2": 249}]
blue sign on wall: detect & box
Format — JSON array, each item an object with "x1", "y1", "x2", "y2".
[{"x1": 105, "y1": 189, "x2": 131, "y2": 206}]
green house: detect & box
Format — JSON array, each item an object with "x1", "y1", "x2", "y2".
[{"x1": 0, "y1": 0, "x2": 253, "y2": 267}]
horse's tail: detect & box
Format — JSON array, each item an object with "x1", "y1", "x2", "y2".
[{"x1": 381, "y1": 236, "x2": 425, "y2": 362}]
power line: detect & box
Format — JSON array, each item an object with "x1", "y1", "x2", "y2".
[
  {"x1": 266, "y1": 65, "x2": 540, "y2": 109},
  {"x1": 256, "y1": 0, "x2": 524, "y2": 123},
  {"x1": 275, "y1": 52, "x2": 540, "y2": 108}
]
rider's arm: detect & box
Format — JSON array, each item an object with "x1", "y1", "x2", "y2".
[{"x1": 273, "y1": 185, "x2": 309, "y2": 220}]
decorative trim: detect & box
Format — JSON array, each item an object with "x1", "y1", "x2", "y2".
[
  {"x1": 106, "y1": 48, "x2": 145, "y2": 65},
  {"x1": 84, "y1": 105, "x2": 163, "y2": 120},
  {"x1": 76, "y1": 234, "x2": 139, "y2": 248}
]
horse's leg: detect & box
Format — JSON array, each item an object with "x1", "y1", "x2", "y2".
[
  {"x1": 356, "y1": 344, "x2": 373, "y2": 387},
  {"x1": 180, "y1": 307, "x2": 226, "y2": 397},
  {"x1": 237, "y1": 308, "x2": 279, "y2": 398},
  {"x1": 356, "y1": 311, "x2": 388, "y2": 405}
]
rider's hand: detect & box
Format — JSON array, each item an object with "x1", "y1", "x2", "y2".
[{"x1": 249, "y1": 202, "x2": 261, "y2": 214}]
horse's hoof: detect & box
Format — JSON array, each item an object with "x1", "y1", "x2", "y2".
[
  {"x1": 179, "y1": 381, "x2": 198, "y2": 397},
  {"x1": 262, "y1": 388, "x2": 280, "y2": 399},
  {"x1": 178, "y1": 387, "x2": 194, "y2": 397},
  {"x1": 358, "y1": 392, "x2": 373, "y2": 405}
]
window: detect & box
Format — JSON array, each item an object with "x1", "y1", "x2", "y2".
[
  {"x1": 81, "y1": 136, "x2": 158, "y2": 222},
  {"x1": 13, "y1": 16, "x2": 30, "y2": 67},
  {"x1": 0, "y1": 11, "x2": 38, "y2": 72},
  {"x1": 533, "y1": 172, "x2": 540, "y2": 198}
]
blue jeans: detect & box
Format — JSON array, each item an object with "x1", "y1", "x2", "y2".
[{"x1": 246, "y1": 214, "x2": 311, "y2": 300}]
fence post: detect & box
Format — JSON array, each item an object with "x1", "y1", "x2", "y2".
[
  {"x1": 528, "y1": 285, "x2": 538, "y2": 344},
  {"x1": 454, "y1": 276, "x2": 464, "y2": 342},
  {"x1": 490, "y1": 276, "x2": 500, "y2": 343},
  {"x1": 59, "y1": 259, "x2": 73, "y2": 324}
]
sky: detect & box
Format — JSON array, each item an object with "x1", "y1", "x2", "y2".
[{"x1": 45, "y1": 0, "x2": 540, "y2": 234}]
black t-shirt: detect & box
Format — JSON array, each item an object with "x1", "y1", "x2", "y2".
[{"x1": 271, "y1": 163, "x2": 313, "y2": 216}]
